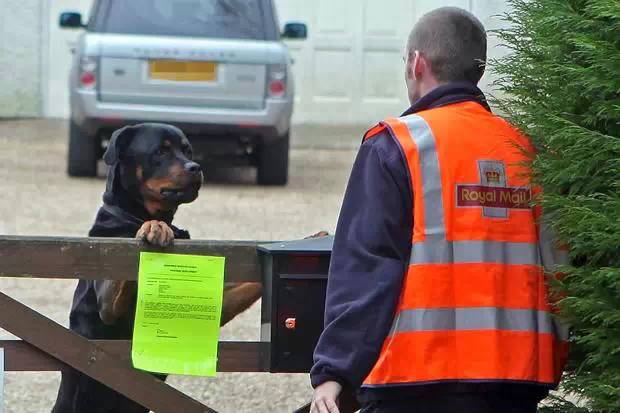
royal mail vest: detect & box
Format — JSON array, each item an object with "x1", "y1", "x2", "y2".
[{"x1": 362, "y1": 101, "x2": 569, "y2": 389}]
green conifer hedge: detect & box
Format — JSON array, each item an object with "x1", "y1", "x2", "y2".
[{"x1": 492, "y1": 1, "x2": 619, "y2": 411}]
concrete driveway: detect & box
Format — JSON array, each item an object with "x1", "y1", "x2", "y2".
[{"x1": 0, "y1": 119, "x2": 364, "y2": 413}]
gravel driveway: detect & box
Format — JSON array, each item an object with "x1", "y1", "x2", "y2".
[{"x1": 0, "y1": 119, "x2": 362, "y2": 413}]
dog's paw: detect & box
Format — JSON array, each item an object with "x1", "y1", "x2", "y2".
[{"x1": 136, "y1": 220, "x2": 175, "y2": 247}]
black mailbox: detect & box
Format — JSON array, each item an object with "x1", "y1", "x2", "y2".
[{"x1": 258, "y1": 236, "x2": 333, "y2": 373}]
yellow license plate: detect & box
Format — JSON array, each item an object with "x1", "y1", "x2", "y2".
[{"x1": 149, "y1": 60, "x2": 218, "y2": 82}]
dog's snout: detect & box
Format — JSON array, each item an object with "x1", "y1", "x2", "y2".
[{"x1": 184, "y1": 162, "x2": 201, "y2": 174}]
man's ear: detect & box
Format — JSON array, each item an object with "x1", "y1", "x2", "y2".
[
  {"x1": 103, "y1": 125, "x2": 140, "y2": 166},
  {"x1": 405, "y1": 50, "x2": 415, "y2": 81},
  {"x1": 412, "y1": 50, "x2": 423, "y2": 81}
]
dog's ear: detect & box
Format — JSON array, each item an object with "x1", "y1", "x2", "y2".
[{"x1": 103, "y1": 125, "x2": 140, "y2": 165}]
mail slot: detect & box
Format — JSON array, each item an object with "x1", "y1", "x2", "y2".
[{"x1": 258, "y1": 236, "x2": 333, "y2": 373}]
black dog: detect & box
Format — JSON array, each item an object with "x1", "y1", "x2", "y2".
[{"x1": 52, "y1": 123, "x2": 262, "y2": 413}]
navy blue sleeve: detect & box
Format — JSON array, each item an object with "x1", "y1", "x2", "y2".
[{"x1": 310, "y1": 131, "x2": 413, "y2": 389}]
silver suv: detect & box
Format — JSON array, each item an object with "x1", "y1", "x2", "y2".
[{"x1": 60, "y1": 0, "x2": 307, "y2": 185}]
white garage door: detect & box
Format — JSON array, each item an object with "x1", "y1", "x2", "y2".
[{"x1": 275, "y1": 0, "x2": 507, "y2": 125}]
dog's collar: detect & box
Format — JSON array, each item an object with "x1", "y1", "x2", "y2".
[{"x1": 101, "y1": 204, "x2": 146, "y2": 226}]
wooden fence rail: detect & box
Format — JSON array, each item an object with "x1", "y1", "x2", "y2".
[{"x1": 0, "y1": 236, "x2": 261, "y2": 282}]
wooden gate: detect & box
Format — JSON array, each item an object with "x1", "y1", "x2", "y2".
[{"x1": 0, "y1": 236, "x2": 268, "y2": 413}]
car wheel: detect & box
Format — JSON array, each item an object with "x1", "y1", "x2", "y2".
[
  {"x1": 257, "y1": 132, "x2": 289, "y2": 186},
  {"x1": 67, "y1": 121, "x2": 98, "y2": 177}
]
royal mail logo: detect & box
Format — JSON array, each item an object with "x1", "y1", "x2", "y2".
[
  {"x1": 485, "y1": 171, "x2": 501, "y2": 183},
  {"x1": 456, "y1": 160, "x2": 532, "y2": 218},
  {"x1": 457, "y1": 185, "x2": 531, "y2": 209}
]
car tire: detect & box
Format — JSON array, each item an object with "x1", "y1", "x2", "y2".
[
  {"x1": 67, "y1": 121, "x2": 98, "y2": 177},
  {"x1": 257, "y1": 132, "x2": 289, "y2": 186}
]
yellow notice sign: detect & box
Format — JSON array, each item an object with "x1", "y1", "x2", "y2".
[{"x1": 132, "y1": 252, "x2": 225, "y2": 376}]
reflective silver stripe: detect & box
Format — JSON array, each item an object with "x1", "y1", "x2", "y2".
[
  {"x1": 402, "y1": 115, "x2": 446, "y2": 236},
  {"x1": 390, "y1": 307, "x2": 565, "y2": 338},
  {"x1": 410, "y1": 238, "x2": 541, "y2": 265}
]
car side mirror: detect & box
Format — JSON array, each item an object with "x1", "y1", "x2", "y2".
[
  {"x1": 59, "y1": 12, "x2": 85, "y2": 29},
  {"x1": 282, "y1": 23, "x2": 308, "y2": 40}
]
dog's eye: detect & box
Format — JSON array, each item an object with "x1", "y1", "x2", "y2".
[
  {"x1": 182, "y1": 145, "x2": 192, "y2": 157},
  {"x1": 155, "y1": 147, "x2": 169, "y2": 157}
]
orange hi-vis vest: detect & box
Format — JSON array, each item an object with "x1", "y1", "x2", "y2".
[{"x1": 361, "y1": 101, "x2": 569, "y2": 389}]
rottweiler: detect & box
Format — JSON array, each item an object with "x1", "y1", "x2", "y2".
[{"x1": 52, "y1": 123, "x2": 262, "y2": 413}]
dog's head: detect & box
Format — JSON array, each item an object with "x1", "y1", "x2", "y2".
[{"x1": 103, "y1": 123, "x2": 202, "y2": 215}]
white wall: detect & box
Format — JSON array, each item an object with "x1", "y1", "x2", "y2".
[
  {"x1": 42, "y1": 0, "x2": 510, "y2": 124},
  {"x1": 0, "y1": 0, "x2": 45, "y2": 117}
]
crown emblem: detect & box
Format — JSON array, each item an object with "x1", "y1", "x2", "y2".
[{"x1": 485, "y1": 170, "x2": 501, "y2": 183}]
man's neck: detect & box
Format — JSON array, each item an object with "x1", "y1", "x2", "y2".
[
  {"x1": 418, "y1": 80, "x2": 444, "y2": 101},
  {"x1": 403, "y1": 82, "x2": 488, "y2": 117}
]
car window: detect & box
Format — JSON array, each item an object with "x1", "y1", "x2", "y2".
[{"x1": 100, "y1": 0, "x2": 267, "y2": 40}]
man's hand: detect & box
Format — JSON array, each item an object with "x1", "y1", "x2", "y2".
[
  {"x1": 310, "y1": 381, "x2": 342, "y2": 413},
  {"x1": 305, "y1": 231, "x2": 330, "y2": 239}
]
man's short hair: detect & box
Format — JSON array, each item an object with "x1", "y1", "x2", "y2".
[{"x1": 408, "y1": 7, "x2": 487, "y2": 84}]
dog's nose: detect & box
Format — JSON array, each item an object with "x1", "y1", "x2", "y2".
[{"x1": 184, "y1": 162, "x2": 201, "y2": 174}]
